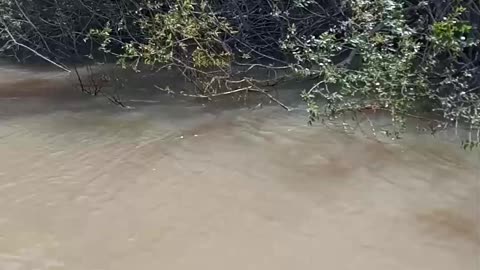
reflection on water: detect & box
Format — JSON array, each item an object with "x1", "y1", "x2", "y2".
[{"x1": 0, "y1": 65, "x2": 479, "y2": 270}]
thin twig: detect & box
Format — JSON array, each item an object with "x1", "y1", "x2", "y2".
[{"x1": 1, "y1": 21, "x2": 70, "y2": 72}]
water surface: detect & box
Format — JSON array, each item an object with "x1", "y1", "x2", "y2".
[{"x1": 0, "y1": 65, "x2": 479, "y2": 270}]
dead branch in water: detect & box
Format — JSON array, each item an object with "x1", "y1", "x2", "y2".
[
  {"x1": 72, "y1": 64, "x2": 129, "y2": 108},
  {"x1": 154, "y1": 84, "x2": 291, "y2": 111}
]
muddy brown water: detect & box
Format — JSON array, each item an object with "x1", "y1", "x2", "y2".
[{"x1": 0, "y1": 64, "x2": 479, "y2": 270}]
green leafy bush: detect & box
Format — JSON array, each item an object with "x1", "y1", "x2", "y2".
[
  {"x1": 89, "y1": 0, "x2": 235, "y2": 95},
  {"x1": 285, "y1": 0, "x2": 479, "y2": 140}
]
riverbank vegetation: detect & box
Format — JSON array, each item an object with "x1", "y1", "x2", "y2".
[{"x1": 1, "y1": 0, "x2": 479, "y2": 145}]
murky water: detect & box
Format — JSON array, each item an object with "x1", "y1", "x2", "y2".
[{"x1": 0, "y1": 64, "x2": 479, "y2": 270}]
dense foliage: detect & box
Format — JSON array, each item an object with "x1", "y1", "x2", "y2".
[{"x1": 1, "y1": 0, "x2": 479, "y2": 143}]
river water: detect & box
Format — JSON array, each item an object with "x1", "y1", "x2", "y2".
[{"x1": 0, "y1": 64, "x2": 479, "y2": 270}]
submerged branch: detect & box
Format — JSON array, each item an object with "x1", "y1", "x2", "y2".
[{"x1": 154, "y1": 84, "x2": 291, "y2": 111}]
